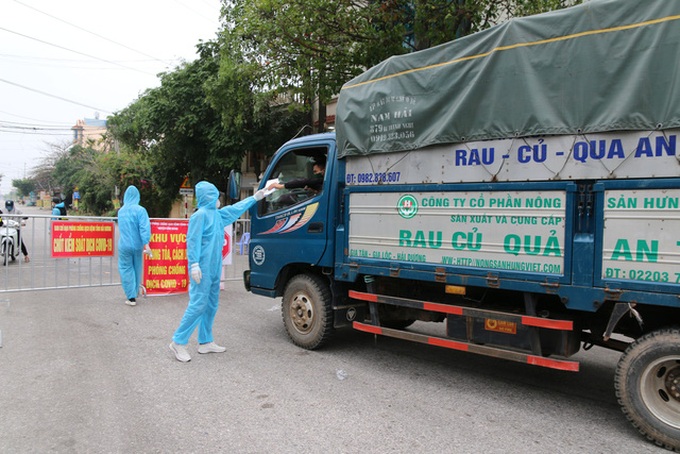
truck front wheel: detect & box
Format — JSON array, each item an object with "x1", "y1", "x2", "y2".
[
  {"x1": 615, "y1": 327, "x2": 680, "y2": 451},
  {"x1": 281, "y1": 274, "x2": 333, "y2": 350}
]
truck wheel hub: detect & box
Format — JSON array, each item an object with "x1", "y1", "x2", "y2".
[
  {"x1": 290, "y1": 294, "x2": 313, "y2": 333},
  {"x1": 641, "y1": 356, "x2": 680, "y2": 430},
  {"x1": 665, "y1": 365, "x2": 680, "y2": 402}
]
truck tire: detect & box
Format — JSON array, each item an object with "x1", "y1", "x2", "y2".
[
  {"x1": 615, "y1": 327, "x2": 680, "y2": 451},
  {"x1": 281, "y1": 274, "x2": 333, "y2": 350}
]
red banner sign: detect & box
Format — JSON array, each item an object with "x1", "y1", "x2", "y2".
[
  {"x1": 144, "y1": 219, "x2": 189, "y2": 295},
  {"x1": 51, "y1": 221, "x2": 115, "y2": 257}
]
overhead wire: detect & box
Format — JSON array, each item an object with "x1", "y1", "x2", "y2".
[
  {"x1": 0, "y1": 77, "x2": 112, "y2": 113},
  {"x1": 0, "y1": 129, "x2": 74, "y2": 136},
  {"x1": 0, "y1": 0, "x2": 221, "y2": 139},
  {"x1": 0, "y1": 110, "x2": 73, "y2": 126},
  {"x1": 0, "y1": 121, "x2": 74, "y2": 131},
  {"x1": 12, "y1": 0, "x2": 172, "y2": 65},
  {"x1": 0, "y1": 53, "x2": 164, "y2": 71},
  {"x1": 0, "y1": 26, "x2": 157, "y2": 76},
  {"x1": 0, "y1": 53, "x2": 162, "y2": 63}
]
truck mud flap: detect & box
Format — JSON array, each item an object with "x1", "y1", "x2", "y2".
[{"x1": 349, "y1": 290, "x2": 580, "y2": 372}]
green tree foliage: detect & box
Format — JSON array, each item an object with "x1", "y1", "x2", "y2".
[
  {"x1": 108, "y1": 42, "x2": 234, "y2": 212},
  {"x1": 113, "y1": 150, "x2": 174, "y2": 218},
  {"x1": 11, "y1": 178, "x2": 35, "y2": 198},
  {"x1": 221, "y1": 0, "x2": 407, "y2": 104},
  {"x1": 220, "y1": 0, "x2": 581, "y2": 103},
  {"x1": 109, "y1": 40, "x2": 307, "y2": 210},
  {"x1": 30, "y1": 141, "x2": 170, "y2": 216},
  {"x1": 48, "y1": 145, "x2": 117, "y2": 215},
  {"x1": 204, "y1": 43, "x2": 308, "y2": 178},
  {"x1": 111, "y1": 43, "x2": 229, "y2": 187}
]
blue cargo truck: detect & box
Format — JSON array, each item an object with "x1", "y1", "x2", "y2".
[{"x1": 240, "y1": 0, "x2": 680, "y2": 449}]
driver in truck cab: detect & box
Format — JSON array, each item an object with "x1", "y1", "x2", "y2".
[{"x1": 268, "y1": 155, "x2": 326, "y2": 193}]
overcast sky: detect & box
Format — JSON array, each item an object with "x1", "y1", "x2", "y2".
[{"x1": 0, "y1": 0, "x2": 222, "y2": 195}]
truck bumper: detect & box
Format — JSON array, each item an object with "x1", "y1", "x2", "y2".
[{"x1": 243, "y1": 270, "x2": 278, "y2": 297}]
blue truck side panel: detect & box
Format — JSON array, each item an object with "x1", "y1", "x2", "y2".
[{"x1": 250, "y1": 133, "x2": 680, "y2": 314}]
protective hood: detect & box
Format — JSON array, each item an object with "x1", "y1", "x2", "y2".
[
  {"x1": 195, "y1": 181, "x2": 219, "y2": 209},
  {"x1": 123, "y1": 186, "x2": 141, "y2": 206}
]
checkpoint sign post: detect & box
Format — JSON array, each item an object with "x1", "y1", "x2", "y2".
[
  {"x1": 179, "y1": 176, "x2": 192, "y2": 195},
  {"x1": 179, "y1": 176, "x2": 193, "y2": 218}
]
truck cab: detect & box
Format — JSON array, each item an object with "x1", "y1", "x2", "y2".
[{"x1": 245, "y1": 133, "x2": 340, "y2": 299}]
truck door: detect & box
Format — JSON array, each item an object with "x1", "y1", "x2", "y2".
[{"x1": 249, "y1": 141, "x2": 333, "y2": 291}]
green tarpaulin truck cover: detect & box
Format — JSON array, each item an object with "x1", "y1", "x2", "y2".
[{"x1": 336, "y1": 0, "x2": 680, "y2": 158}]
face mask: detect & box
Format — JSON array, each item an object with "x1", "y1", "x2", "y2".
[{"x1": 215, "y1": 199, "x2": 221, "y2": 209}]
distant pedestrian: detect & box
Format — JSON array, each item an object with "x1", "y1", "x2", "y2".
[
  {"x1": 51, "y1": 197, "x2": 67, "y2": 220},
  {"x1": 117, "y1": 186, "x2": 151, "y2": 307}
]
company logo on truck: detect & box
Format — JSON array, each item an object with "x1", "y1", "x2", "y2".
[{"x1": 397, "y1": 194, "x2": 418, "y2": 219}]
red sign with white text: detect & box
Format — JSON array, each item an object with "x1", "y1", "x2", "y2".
[
  {"x1": 222, "y1": 225, "x2": 233, "y2": 265},
  {"x1": 51, "y1": 221, "x2": 115, "y2": 258},
  {"x1": 144, "y1": 219, "x2": 189, "y2": 295}
]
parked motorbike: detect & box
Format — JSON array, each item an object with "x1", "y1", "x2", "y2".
[{"x1": 0, "y1": 219, "x2": 21, "y2": 266}]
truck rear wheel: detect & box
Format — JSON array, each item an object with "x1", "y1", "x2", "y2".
[
  {"x1": 281, "y1": 274, "x2": 333, "y2": 350},
  {"x1": 615, "y1": 327, "x2": 680, "y2": 451}
]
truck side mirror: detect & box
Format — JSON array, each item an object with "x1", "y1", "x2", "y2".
[{"x1": 228, "y1": 170, "x2": 242, "y2": 203}]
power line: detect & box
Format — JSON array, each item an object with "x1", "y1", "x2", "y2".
[
  {"x1": 0, "y1": 123, "x2": 73, "y2": 132},
  {"x1": 0, "y1": 53, "x2": 164, "y2": 64},
  {"x1": 0, "y1": 110, "x2": 72, "y2": 126},
  {"x1": 0, "y1": 56, "x2": 160, "y2": 72},
  {"x1": 12, "y1": 0, "x2": 172, "y2": 64},
  {"x1": 0, "y1": 26, "x2": 157, "y2": 76},
  {"x1": 0, "y1": 77, "x2": 112, "y2": 113},
  {"x1": 0, "y1": 129, "x2": 74, "y2": 136},
  {"x1": 0, "y1": 121, "x2": 73, "y2": 131}
]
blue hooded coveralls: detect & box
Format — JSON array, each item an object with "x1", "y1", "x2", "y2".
[
  {"x1": 52, "y1": 202, "x2": 66, "y2": 219},
  {"x1": 172, "y1": 181, "x2": 257, "y2": 346},
  {"x1": 117, "y1": 186, "x2": 151, "y2": 300}
]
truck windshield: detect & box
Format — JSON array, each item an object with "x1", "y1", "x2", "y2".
[{"x1": 262, "y1": 146, "x2": 327, "y2": 214}]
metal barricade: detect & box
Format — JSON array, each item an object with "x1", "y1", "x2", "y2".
[
  {"x1": 0, "y1": 210, "x2": 251, "y2": 294},
  {"x1": 224, "y1": 219, "x2": 251, "y2": 282},
  {"x1": 0, "y1": 213, "x2": 119, "y2": 293}
]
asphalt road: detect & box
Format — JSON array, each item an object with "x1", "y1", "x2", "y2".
[{"x1": 0, "y1": 280, "x2": 668, "y2": 454}]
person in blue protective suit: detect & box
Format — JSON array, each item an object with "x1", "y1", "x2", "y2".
[
  {"x1": 169, "y1": 181, "x2": 269, "y2": 362},
  {"x1": 51, "y1": 197, "x2": 67, "y2": 220},
  {"x1": 117, "y1": 186, "x2": 151, "y2": 307}
]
